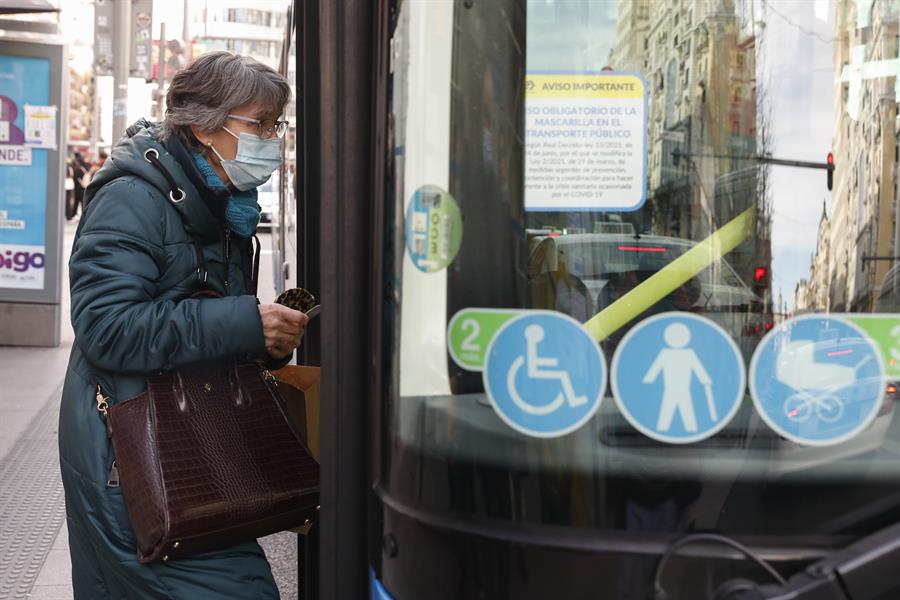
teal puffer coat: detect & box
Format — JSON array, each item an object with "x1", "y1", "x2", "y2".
[{"x1": 60, "y1": 120, "x2": 284, "y2": 599}]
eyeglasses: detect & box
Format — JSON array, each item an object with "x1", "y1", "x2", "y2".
[{"x1": 226, "y1": 114, "x2": 289, "y2": 139}]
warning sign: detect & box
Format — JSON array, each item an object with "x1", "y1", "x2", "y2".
[{"x1": 525, "y1": 72, "x2": 648, "y2": 212}]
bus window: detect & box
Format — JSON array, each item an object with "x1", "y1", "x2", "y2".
[{"x1": 377, "y1": 1, "x2": 900, "y2": 596}]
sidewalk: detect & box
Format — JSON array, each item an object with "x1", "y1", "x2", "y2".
[
  {"x1": 0, "y1": 221, "x2": 75, "y2": 600},
  {"x1": 0, "y1": 223, "x2": 297, "y2": 600}
]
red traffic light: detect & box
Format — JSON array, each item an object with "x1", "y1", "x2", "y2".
[
  {"x1": 826, "y1": 152, "x2": 834, "y2": 190},
  {"x1": 754, "y1": 266, "x2": 768, "y2": 283}
]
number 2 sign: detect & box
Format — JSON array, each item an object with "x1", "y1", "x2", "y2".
[{"x1": 447, "y1": 308, "x2": 519, "y2": 371}]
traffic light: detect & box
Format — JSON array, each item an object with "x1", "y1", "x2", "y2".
[
  {"x1": 827, "y1": 152, "x2": 834, "y2": 191},
  {"x1": 754, "y1": 266, "x2": 768, "y2": 284}
]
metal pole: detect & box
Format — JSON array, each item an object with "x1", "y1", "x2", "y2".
[
  {"x1": 157, "y1": 22, "x2": 166, "y2": 120},
  {"x1": 672, "y1": 149, "x2": 832, "y2": 170},
  {"x1": 112, "y1": 0, "x2": 132, "y2": 144},
  {"x1": 89, "y1": 75, "x2": 100, "y2": 156},
  {"x1": 861, "y1": 256, "x2": 900, "y2": 262},
  {"x1": 182, "y1": 0, "x2": 190, "y2": 45}
]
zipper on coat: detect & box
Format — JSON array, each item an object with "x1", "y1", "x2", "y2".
[
  {"x1": 107, "y1": 460, "x2": 119, "y2": 488},
  {"x1": 223, "y1": 228, "x2": 231, "y2": 295}
]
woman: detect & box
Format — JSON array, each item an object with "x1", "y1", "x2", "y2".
[{"x1": 60, "y1": 52, "x2": 306, "y2": 599}]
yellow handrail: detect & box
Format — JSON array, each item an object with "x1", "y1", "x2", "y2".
[{"x1": 583, "y1": 206, "x2": 757, "y2": 342}]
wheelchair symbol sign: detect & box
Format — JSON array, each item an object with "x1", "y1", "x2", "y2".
[
  {"x1": 749, "y1": 315, "x2": 885, "y2": 447},
  {"x1": 483, "y1": 311, "x2": 607, "y2": 438}
]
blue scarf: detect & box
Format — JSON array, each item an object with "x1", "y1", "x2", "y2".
[{"x1": 190, "y1": 151, "x2": 260, "y2": 238}]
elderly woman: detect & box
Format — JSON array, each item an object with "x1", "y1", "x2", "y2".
[{"x1": 60, "y1": 52, "x2": 306, "y2": 598}]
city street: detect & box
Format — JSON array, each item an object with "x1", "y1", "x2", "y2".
[{"x1": 0, "y1": 222, "x2": 297, "y2": 600}]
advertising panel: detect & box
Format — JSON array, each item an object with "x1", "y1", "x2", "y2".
[{"x1": 0, "y1": 55, "x2": 50, "y2": 291}]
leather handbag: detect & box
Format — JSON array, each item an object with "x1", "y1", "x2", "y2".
[{"x1": 98, "y1": 362, "x2": 320, "y2": 563}]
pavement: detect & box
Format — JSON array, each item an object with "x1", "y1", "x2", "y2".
[{"x1": 0, "y1": 222, "x2": 299, "y2": 599}]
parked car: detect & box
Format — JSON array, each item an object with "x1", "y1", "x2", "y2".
[{"x1": 256, "y1": 169, "x2": 280, "y2": 231}]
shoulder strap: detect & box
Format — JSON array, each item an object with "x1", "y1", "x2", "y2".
[
  {"x1": 251, "y1": 235, "x2": 261, "y2": 297},
  {"x1": 191, "y1": 238, "x2": 210, "y2": 290}
]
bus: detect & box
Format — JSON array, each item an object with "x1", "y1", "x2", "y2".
[{"x1": 279, "y1": 1, "x2": 900, "y2": 598}]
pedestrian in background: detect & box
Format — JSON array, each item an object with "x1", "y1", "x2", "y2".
[
  {"x1": 63, "y1": 154, "x2": 76, "y2": 219},
  {"x1": 81, "y1": 148, "x2": 107, "y2": 189},
  {"x1": 60, "y1": 51, "x2": 304, "y2": 599},
  {"x1": 71, "y1": 152, "x2": 89, "y2": 219}
]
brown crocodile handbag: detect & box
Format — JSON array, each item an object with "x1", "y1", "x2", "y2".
[{"x1": 100, "y1": 362, "x2": 320, "y2": 563}]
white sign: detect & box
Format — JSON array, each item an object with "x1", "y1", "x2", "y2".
[
  {"x1": 0, "y1": 145, "x2": 32, "y2": 166},
  {"x1": 24, "y1": 105, "x2": 57, "y2": 149},
  {"x1": 0, "y1": 244, "x2": 46, "y2": 290},
  {"x1": 0, "y1": 121, "x2": 8, "y2": 143},
  {"x1": 0, "y1": 218, "x2": 25, "y2": 230},
  {"x1": 525, "y1": 72, "x2": 648, "y2": 211}
]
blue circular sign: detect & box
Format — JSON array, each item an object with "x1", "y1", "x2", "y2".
[
  {"x1": 749, "y1": 315, "x2": 885, "y2": 447},
  {"x1": 483, "y1": 311, "x2": 606, "y2": 438},
  {"x1": 611, "y1": 312, "x2": 746, "y2": 444}
]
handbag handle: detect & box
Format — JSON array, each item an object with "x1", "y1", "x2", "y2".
[
  {"x1": 161, "y1": 362, "x2": 261, "y2": 415},
  {"x1": 229, "y1": 362, "x2": 249, "y2": 408},
  {"x1": 171, "y1": 372, "x2": 191, "y2": 415}
]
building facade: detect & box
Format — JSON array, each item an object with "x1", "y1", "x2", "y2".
[
  {"x1": 830, "y1": 0, "x2": 899, "y2": 312},
  {"x1": 609, "y1": 0, "x2": 769, "y2": 298},
  {"x1": 191, "y1": 0, "x2": 289, "y2": 69},
  {"x1": 810, "y1": 202, "x2": 832, "y2": 311},
  {"x1": 794, "y1": 277, "x2": 810, "y2": 312}
]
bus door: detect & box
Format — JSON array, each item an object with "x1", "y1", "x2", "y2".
[{"x1": 362, "y1": 0, "x2": 900, "y2": 599}]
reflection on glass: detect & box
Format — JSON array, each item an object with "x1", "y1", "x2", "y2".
[
  {"x1": 382, "y1": 0, "x2": 900, "y2": 542},
  {"x1": 526, "y1": 0, "x2": 773, "y2": 365}
]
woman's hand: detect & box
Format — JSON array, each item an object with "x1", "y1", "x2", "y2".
[{"x1": 258, "y1": 303, "x2": 309, "y2": 359}]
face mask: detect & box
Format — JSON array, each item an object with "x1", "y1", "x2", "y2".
[{"x1": 208, "y1": 127, "x2": 282, "y2": 191}]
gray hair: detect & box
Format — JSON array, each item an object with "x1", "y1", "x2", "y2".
[{"x1": 161, "y1": 51, "x2": 291, "y2": 150}]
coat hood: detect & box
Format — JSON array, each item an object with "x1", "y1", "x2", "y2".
[{"x1": 84, "y1": 119, "x2": 229, "y2": 244}]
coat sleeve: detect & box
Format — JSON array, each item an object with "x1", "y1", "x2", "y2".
[{"x1": 70, "y1": 178, "x2": 268, "y2": 374}]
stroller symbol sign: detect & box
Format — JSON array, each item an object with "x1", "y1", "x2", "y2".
[
  {"x1": 483, "y1": 311, "x2": 606, "y2": 438},
  {"x1": 749, "y1": 315, "x2": 885, "y2": 447}
]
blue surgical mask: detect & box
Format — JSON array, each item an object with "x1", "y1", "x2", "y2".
[{"x1": 208, "y1": 126, "x2": 282, "y2": 191}]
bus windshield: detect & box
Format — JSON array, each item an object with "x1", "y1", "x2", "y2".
[{"x1": 381, "y1": 0, "x2": 900, "y2": 540}]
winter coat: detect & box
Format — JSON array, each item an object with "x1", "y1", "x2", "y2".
[{"x1": 59, "y1": 120, "x2": 284, "y2": 599}]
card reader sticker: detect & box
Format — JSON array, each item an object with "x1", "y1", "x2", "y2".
[{"x1": 404, "y1": 185, "x2": 463, "y2": 273}]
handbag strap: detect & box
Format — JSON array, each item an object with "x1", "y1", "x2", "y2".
[
  {"x1": 191, "y1": 238, "x2": 210, "y2": 289},
  {"x1": 251, "y1": 234, "x2": 261, "y2": 297},
  {"x1": 142, "y1": 147, "x2": 258, "y2": 298}
]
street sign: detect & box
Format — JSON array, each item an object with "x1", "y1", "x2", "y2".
[
  {"x1": 93, "y1": 0, "x2": 114, "y2": 76},
  {"x1": 131, "y1": 0, "x2": 154, "y2": 80}
]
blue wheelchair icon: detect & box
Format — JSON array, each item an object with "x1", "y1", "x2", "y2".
[{"x1": 483, "y1": 311, "x2": 606, "y2": 438}]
